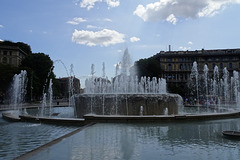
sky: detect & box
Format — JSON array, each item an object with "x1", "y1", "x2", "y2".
[{"x1": 1, "y1": 0, "x2": 240, "y2": 85}]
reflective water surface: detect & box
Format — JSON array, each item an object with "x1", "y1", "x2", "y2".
[
  {"x1": 29, "y1": 118, "x2": 240, "y2": 160},
  {"x1": 26, "y1": 106, "x2": 75, "y2": 118},
  {"x1": 0, "y1": 111, "x2": 78, "y2": 160}
]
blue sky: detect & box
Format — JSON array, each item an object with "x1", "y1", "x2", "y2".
[{"x1": 1, "y1": 0, "x2": 240, "y2": 85}]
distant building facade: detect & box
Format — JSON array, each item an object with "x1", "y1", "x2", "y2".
[
  {"x1": 56, "y1": 77, "x2": 81, "y2": 98},
  {"x1": 156, "y1": 48, "x2": 240, "y2": 85},
  {"x1": 0, "y1": 45, "x2": 28, "y2": 67}
]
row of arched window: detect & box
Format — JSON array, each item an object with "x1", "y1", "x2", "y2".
[{"x1": 167, "y1": 62, "x2": 240, "y2": 71}]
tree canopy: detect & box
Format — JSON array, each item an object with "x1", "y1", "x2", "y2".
[
  {"x1": 0, "y1": 64, "x2": 20, "y2": 93},
  {"x1": 134, "y1": 57, "x2": 162, "y2": 78},
  {"x1": 20, "y1": 53, "x2": 55, "y2": 100}
]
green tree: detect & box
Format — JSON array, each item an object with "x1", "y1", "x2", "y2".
[
  {"x1": 167, "y1": 83, "x2": 186, "y2": 97},
  {"x1": 0, "y1": 64, "x2": 20, "y2": 102},
  {"x1": 134, "y1": 57, "x2": 162, "y2": 78},
  {"x1": 20, "y1": 53, "x2": 55, "y2": 100}
]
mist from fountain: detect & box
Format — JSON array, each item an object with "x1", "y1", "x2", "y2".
[
  {"x1": 69, "y1": 64, "x2": 75, "y2": 109},
  {"x1": 84, "y1": 48, "x2": 167, "y2": 95},
  {"x1": 48, "y1": 79, "x2": 53, "y2": 115},
  {"x1": 40, "y1": 79, "x2": 52, "y2": 117},
  {"x1": 232, "y1": 71, "x2": 240, "y2": 107},
  {"x1": 203, "y1": 64, "x2": 209, "y2": 109},
  {"x1": 189, "y1": 61, "x2": 240, "y2": 112},
  {"x1": 39, "y1": 60, "x2": 77, "y2": 117},
  {"x1": 190, "y1": 62, "x2": 199, "y2": 105},
  {"x1": 74, "y1": 48, "x2": 181, "y2": 117},
  {"x1": 9, "y1": 70, "x2": 28, "y2": 115},
  {"x1": 40, "y1": 93, "x2": 47, "y2": 117}
]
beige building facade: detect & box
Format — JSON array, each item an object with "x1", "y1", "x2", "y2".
[
  {"x1": 156, "y1": 48, "x2": 240, "y2": 84},
  {"x1": 0, "y1": 45, "x2": 28, "y2": 67}
]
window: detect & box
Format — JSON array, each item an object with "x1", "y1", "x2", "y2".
[
  {"x1": 180, "y1": 64, "x2": 183, "y2": 70},
  {"x1": 212, "y1": 63, "x2": 215, "y2": 70},
  {"x1": 180, "y1": 74, "x2": 183, "y2": 80},
  {"x1": 229, "y1": 63, "x2": 232, "y2": 69},
  {"x1": 220, "y1": 63, "x2": 223, "y2": 69},
  {"x1": 167, "y1": 58, "x2": 172, "y2": 62},
  {"x1": 3, "y1": 51, "x2": 7, "y2": 55},
  {"x1": 167, "y1": 64, "x2": 172, "y2": 70},
  {"x1": 2, "y1": 57, "x2": 7, "y2": 63},
  {"x1": 184, "y1": 64, "x2": 187, "y2": 70},
  {"x1": 168, "y1": 74, "x2": 172, "y2": 79}
]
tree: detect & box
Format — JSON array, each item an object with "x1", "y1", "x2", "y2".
[
  {"x1": 20, "y1": 53, "x2": 55, "y2": 100},
  {"x1": 0, "y1": 64, "x2": 20, "y2": 103},
  {"x1": 134, "y1": 57, "x2": 162, "y2": 78}
]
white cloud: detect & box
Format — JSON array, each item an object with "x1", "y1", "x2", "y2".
[
  {"x1": 104, "y1": 18, "x2": 112, "y2": 22},
  {"x1": 86, "y1": 25, "x2": 99, "y2": 29},
  {"x1": 179, "y1": 46, "x2": 191, "y2": 51},
  {"x1": 134, "y1": 0, "x2": 240, "y2": 24},
  {"x1": 188, "y1": 41, "x2": 193, "y2": 45},
  {"x1": 72, "y1": 29, "x2": 125, "y2": 47},
  {"x1": 130, "y1": 36, "x2": 140, "y2": 42},
  {"x1": 0, "y1": 39, "x2": 3, "y2": 42},
  {"x1": 117, "y1": 49, "x2": 122, "y2": 53},
  {"x1": 0, "y1": 25, "x2": 3, "y2": 28},
  {"x1": 166, "y1": 14, "x2": 177, "y2": 25},
  {"x1": 106, "y1": 0, "x2": 120, "y2": 8},
  {"x1": 67, "y1": 17, "x2": 86, "y2": 25},
  {"x1": 79, "y1": 0, "x2": 120, "y2": 10}
]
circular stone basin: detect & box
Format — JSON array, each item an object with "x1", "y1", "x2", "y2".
[{"x1": 74, "y1": 93, "x2": 183, "y2": 118}]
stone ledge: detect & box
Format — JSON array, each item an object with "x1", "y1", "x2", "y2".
[{"x1": 83, "y1": 112, "x2": 240, "y2": 123}]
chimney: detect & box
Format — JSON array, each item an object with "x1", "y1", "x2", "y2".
[{"x1": 169, "y1": 45, "x2": 171, "y2": 52}]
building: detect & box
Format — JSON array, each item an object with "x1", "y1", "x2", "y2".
[
  {"x1": 56, "y1": 77, "x2": 81, "y2": 99},
  {"x1": 0, "y1": 45, "x2": 28, "y2": 67},
  {"x1": 155, "y1": 48, "x2": 240, "y2": 86}
]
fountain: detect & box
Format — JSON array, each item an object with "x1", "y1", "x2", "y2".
[
  {"x1": 3, "y1": 50, "x2": 240, "y2": 160},
  {"x1": 74, "y1": 49, "x2": 182, "y2": 118},
  {"x1": 40, "y1": 93, "x2": 47, "y2": 117},
  {"x1": 40, "y1": 79, "x2": 52, "y2": 117},
  {"x1": 190, "y1": 61, "x2": 199, "y2": 105},
  {"x1": 38, "y1": 61, "x2": 76, "y2": 117},
  {"x1": 8, "y1": 70, "x2": 28, "y2": 115},
  {"x1": 189, "y1": 61, "x2": 240, "y2": 112}
]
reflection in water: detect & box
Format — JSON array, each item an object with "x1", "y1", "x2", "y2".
[
  {"x1": 0, "y1": 112, "x2": 78, "y2": 160},
  {"x1": 30, "y1": 118, "x2": 240, "y2": 160},
  {"x1": 26, "y1": 107, "x2": 75, "y2": 118}
]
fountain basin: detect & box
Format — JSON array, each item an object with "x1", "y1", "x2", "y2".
[
  {"x1": 83, "y1": 111, "x2": 240, "y2": 123},
  {"x1": 74, "y1": 93, "x2": 182, "y2": 118},
  {"x1": 2, "y1": 111, "x2": 21, "y2": 122}
]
